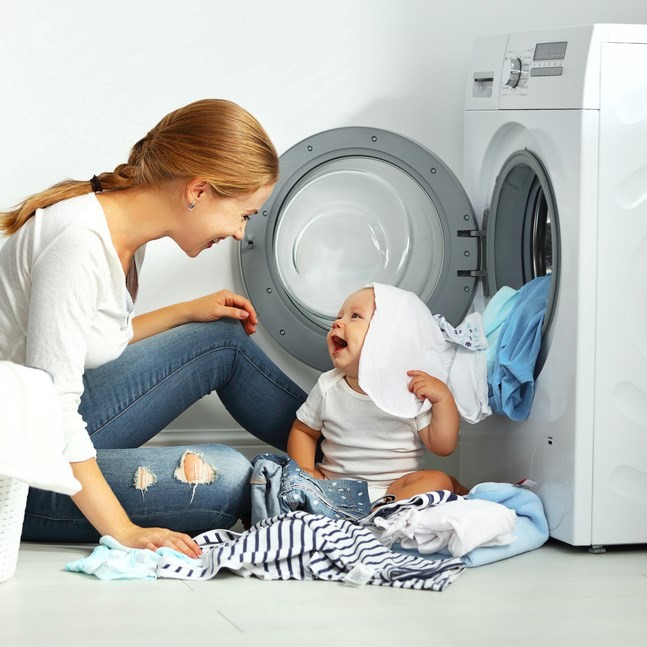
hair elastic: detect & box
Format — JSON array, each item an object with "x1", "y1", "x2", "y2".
[{"x1": 90, "y1": 175, "x2": 103, "y2": 193}]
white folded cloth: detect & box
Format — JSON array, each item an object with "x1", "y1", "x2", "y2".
[
  {"x1": 0, "y1": 361, "x2": 81, "y2": 495},
  {"x1": 358, "y1": 283, "x2": 491, "y2": 423},
  {"x1": 371, "y1": 497, "x2": 517, "y2": 557}
]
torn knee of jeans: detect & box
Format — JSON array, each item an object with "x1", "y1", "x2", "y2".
[
  {"x1": 174, "y1": 450, "x2": 217, "y2": 486},
  {"x1": 133, "y1": 466, "x2": 157, "y2": 495},
  {"x1": 175, "y1": 451, "x2": 218, "y2": 504}
]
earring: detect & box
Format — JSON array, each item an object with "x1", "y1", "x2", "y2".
[{"x1": 188, "y1": 202, "x2": 195, "y2": 210}]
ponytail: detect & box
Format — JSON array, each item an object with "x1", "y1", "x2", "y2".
[
  {"x1": 0, "y1": 166, "x2": 137, "y2": 235},
  {"x1": 0, "y1": 99, "x2": 278, "y2": 236}
]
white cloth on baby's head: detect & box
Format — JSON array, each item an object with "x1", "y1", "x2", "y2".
[
  {"x1": 358, "y1": 283, "x2": 450, "y2": 419},
  {"x1": 357, "y1": 283, "x2": 491, "y2": 423}
]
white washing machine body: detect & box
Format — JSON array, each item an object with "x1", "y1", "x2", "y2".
[{"x1": 460, "y1": 24, "x2": 647, "y2": 548}]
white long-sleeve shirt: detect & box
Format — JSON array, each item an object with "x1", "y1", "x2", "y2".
[{"x1": 0, "y1": 193, "x2": 144, "y2": 462}]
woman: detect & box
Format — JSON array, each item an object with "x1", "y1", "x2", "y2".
[{"x1": 0, "y1": 99, "x2": 307, "y2": 557}]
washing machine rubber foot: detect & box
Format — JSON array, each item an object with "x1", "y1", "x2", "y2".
[{"x1": 588, "y1": 545, "x2": 606, "y2": 554}]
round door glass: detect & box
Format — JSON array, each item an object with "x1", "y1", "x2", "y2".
[{"x1": 273, "y1": 156, "x2": 445, "y2": 328}]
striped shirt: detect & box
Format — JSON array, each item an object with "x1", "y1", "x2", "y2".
[{"x1": 158, "y1": 510, "x2": 465, "y2": 591}]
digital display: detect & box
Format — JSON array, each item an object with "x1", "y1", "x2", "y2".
[{"x1": 534, "y1": 41, "x2": 568, "y2": 61}]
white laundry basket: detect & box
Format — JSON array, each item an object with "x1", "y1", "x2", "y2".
[
  {"x1": 1, "y1": 362, "x2": 82, "y2": 583},
  {"x1": 0, "y1": 476, "x2": 29, "y2": 583}
]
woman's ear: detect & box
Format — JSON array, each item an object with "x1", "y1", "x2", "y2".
[{"x1": 186, "y1": 179, "x2": 210, "y2": 206}]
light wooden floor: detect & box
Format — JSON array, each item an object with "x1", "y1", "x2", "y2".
[{"x1": 1, "y1": 539, "x2": 646, "y2": 646}]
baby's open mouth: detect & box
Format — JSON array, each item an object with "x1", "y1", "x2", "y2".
[{"x1": 331, "y1": 335, "x2": 348, "y2": 352}]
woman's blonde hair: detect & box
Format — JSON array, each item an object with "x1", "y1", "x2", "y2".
[{"x1": 0, "y1": 99, "x2": 278, "y2": 235}]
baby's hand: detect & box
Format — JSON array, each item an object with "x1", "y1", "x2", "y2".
[{"x1": 407, "y1": 370, "x2": 453, "y2": 404}]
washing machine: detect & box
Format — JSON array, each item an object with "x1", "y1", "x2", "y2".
[
  {"x1": 459, "y1": 23, "x2": 647, "y2": 550},
  {"x1": 240, "y1": 23, "x2": 647, "y2": 550}
]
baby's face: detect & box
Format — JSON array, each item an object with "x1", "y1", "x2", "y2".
[{"x1": 327, "y1": 288, "x2": 376, "y2": 378}]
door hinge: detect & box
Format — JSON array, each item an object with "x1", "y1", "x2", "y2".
[{"x1": 456, "y1": 209, "x2": 489, "y2": 296}]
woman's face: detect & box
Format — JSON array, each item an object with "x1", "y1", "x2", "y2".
[{"x1": 175, "y1": 183, "x2": 274, "y2": 257}]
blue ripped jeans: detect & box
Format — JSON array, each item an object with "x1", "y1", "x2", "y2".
[
  {"x1": 22, "y1": 320, "x2": 307, "y2": 543},
  {"x1": 250, "y1": 454, "x2": 371, "y2": 525}
]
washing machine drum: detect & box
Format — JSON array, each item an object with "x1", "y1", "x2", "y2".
[{"x1": 239, "y1": 127, "x2": 481, "y2": 371}]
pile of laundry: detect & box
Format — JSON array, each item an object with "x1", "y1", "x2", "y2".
[
  {"x1": 249, "y1": 454, "x2": 548, "y2": 568},
  {"x1": 362, "y1": 481, "x2": 548, "y2": 567},
  {"x1": 66, "y1": 454, "x2": 549, "y2": 591}
]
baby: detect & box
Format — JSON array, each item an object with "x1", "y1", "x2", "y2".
[{"x1": 287, "y1": 283, "x2": 466, "y2": 505}]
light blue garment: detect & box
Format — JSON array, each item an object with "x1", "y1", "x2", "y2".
[
  {"x1": 488, "y1": 276, "x2": 551, "y2": 420},
  {"x1": 65, "y1": 535, "x2": 199, "y2": 580},
  {"x1": 482, "y1": 286, "x2": 520, "y2": 375},
  {"x1": 396, "y1": 482, "x2": 549, "y2": 567},
  {"x1": 456, "y1": 482, "x2": 548, "y2": 566},
  {"x1": 23, "y1": 320, "x2": 307, "y2": 542}
]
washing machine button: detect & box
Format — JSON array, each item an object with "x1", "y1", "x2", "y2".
[{"x1": 503, "y1": 57, "x2": 523, "y2": 88}]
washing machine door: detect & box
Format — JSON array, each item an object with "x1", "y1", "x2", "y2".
[{"x1": 239, "y1": 127, "x2": 480, "y2": 371}]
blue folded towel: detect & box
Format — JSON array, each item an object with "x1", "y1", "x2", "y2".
[
  {"x1": 402, "y1": 482, "x2": 549, "y2": 567},
  {"x1": 458, "y1": 482, "x2": 549, "y2": 566}
]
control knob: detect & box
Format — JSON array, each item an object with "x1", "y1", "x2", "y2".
[{"x1": 503, "y1": 57, "x2": 523, "y2": 88}]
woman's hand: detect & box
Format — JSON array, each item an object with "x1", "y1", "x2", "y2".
[
  {"x1": 70, "y1": 459, "x2": 202, "y2": 559},
  {"x1": 131, "y1": 289, "x2": 258, "y2": 342},
  {"x1": 114, "y1": 523, "x2": 202, "y2": 559},
  {"x1": 186, "y1": 289, "x2": 258, "y2": 334}
]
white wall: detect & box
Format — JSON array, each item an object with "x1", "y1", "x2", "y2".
[{"x1": 2, "y1": 1, "x2": 647, "y2": 461}]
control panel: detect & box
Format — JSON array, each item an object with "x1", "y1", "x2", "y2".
[
  {"x1": 498, "y1": 25, "x2": 601, "y2": 109},
  {"x1": 467, "y1": 25, "x2": 647, "y2": 111},
  {"x1": 501, "y1": 40, "x2": 568, "y2": 97}
]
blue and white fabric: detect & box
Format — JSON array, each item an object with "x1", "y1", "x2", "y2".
[
  {"x1": 363, "y1": 490, "x2": 517, "y2": 557},
  {"x1": 66, "y1": 511, "x2": 466, "y2": 591},
  {"x1": 375, "y1": 482, "x2": 549, "y2": 567}
]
